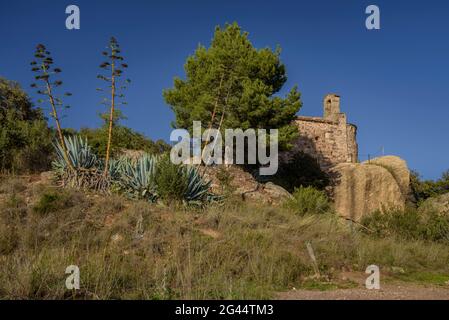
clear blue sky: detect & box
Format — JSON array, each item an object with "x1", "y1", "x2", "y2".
[{"x1": 0, "y1": 0, "x2": 448, "y2": 179}]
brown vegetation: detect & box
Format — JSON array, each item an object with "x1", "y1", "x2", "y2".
[{"x1": 1, "y1": 175, "x2": 449, "y2": 299}]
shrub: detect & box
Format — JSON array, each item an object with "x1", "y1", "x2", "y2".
[
  {"x1": 422, "y1": 211, "x2": 449, "y2": 243},
  {"x1": 286, "y1": 186, "x2": 331, "y2": 215},
  {"x1": 154, "y1": 156, "x2": 217, "y2": 204},
  {"x1": 215, "y1": 166, "x2": 234, "y2": 195},
  {"x1": 79, "y1": 125, "x2": 170, "y2": 158},
  {"x1": 361, "y1": 207, "x2": 449, "y2": 244},
  {"x1": 410, "y1": 170, "x2": 449, "y2": 204},
  {"x1": 0, "y1": 77, "x2": 54, "y2": 173},
  {"x1": 269, "y1": 152, "x2": 329, "y2": 192},
  {"x1": 33, "y1": 190, "x2": 77, "y2": 215},
  {"x1": 155, "y1": 156, "x2": 188, "y2": 201}
]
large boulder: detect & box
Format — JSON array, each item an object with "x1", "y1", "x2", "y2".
[
  {"x1": 362, "y1": 156, "x2": 411, "y2": 198},
  {"x1": 330, "y1": 156, "x2": 410, "y2": 221},
  {"x1": 419, "y1": 193, "x2": 449, "y2": 215}
]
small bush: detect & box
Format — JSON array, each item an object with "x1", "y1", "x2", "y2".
[
  {"x1": 410, "y1": 170, "x2": 449, "y2": 204},
  {"x1": 0, "y1": 223, "x2": 19, "y2": 254},
  {"x1": 79, "y1": 125, "x2": 170, "y2": 158},
  {"x1": 361, "y1": 207, "x2": 449, "y2": 244},
  {"x1": 216, "y1": 166, "x2": 234, "y2": 196},
  {"x1": 155, "y1": 156, "x2": 188, "y2": 202},
  {"x1": 33, "y1": 190, "x2": 77, "y2": 215},
  {"x1": 421, "y1": 211, "x2": 449, "y2": 243},
  {"x1": 152, "y1": 156, "x2": 216, "y2": 205},
  {"x1": 286, "y1": 186, "x2": 331, "y2": 215}
]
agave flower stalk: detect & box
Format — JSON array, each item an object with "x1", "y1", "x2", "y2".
[
  {"x1": 97, "y1": 37, "x2": 130, "y2": 175},
  {"x1": 30, "y1": 44, "x2": 74, "y2": 171}
]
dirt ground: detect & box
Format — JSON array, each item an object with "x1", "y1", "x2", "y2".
[{"x1": 277, "y1": 272, "x2": 449, "y2": 300}]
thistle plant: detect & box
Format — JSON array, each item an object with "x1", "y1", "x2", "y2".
[
  {"x1": 97, "y1": 36, "x2": 130, "y2": 175},
  {"x1": 30, "y1": 44, "x2": 74, "y2": 171}
]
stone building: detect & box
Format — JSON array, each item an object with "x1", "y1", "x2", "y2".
[{"x1": 289, "y1": 94, "x2": 358, "y2": 170}]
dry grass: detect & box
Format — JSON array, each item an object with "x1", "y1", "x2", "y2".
[{"x1": 1, "y1": 176, "x2": 449, "y2": 299}]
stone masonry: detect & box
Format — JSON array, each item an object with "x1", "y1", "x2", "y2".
[{"x1": 289, "y1": 94, "x2": 358, "y2": 170}]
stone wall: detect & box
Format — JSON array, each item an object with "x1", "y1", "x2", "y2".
[{"x1": 287, "y1": 94, "x2": 358, "y2": 170}]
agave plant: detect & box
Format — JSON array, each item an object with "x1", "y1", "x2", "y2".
[
  {"x1": 52, "y1": 135, "x2": 110, "y2": 191},
  {"x1": 116, "y1": 154, "x2": 158, "y2": 202},
  {"x1": 183, "y1": 166, "x2": 219, "y2": 204},
  {"x1": 52, "y1": 137, "x2": 218, "y2": 203},
  {"x1": 106, "y1": 158, "x2": 124, "y2": 181},
  {"x1": 53, "y1": 135, "x2": 98, "y2": 171}
]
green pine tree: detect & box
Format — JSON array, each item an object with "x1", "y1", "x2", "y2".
[{"x1": 163, "y1": 22, "x2": 302, "y2": 151}]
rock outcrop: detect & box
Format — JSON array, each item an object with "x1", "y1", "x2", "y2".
[
  {"x1": 419, "y1": 193, "x2": 449, "y2": 215},
  {"x1": 330, "y1": 156, "x2": 410, "y2": 221},
  {"x1": 204, "y1": 165, "x2": 292, "y2": 205},
  {"x1": 363, "y1": 156, "x2": 411, "y2": 198},
  {"x1": 120, "y1": 149, "x2": 146, "y2": 161}
]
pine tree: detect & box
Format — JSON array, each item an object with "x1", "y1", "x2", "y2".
[
  {"x1": 97, "y1": 37, "x2": 130, "y2": 174},
  {"x1": 163, "y1": 22, "x2": 302, "y2": 151}
]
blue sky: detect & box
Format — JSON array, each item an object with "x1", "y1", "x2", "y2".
[{"x1": 0, "y1": 0, "x2": 448, "y2": 179}]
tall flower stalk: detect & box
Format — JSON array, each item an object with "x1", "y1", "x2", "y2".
[
  {"x1": 97, "y1": 37, "x2": 130, "y2": 174},
  {"x1": 30, "y1": 44, "x2": 74, "y2": 171}
]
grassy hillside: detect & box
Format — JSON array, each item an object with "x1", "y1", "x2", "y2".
[{"x1": 1, "y1": 175, "x2": 449, "y2": 299}]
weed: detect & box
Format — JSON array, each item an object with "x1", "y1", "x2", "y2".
[
  {"x1": 393, "y1": 272, "x2": 449, "y2": 286},
  {"x1": 286, "y1": 186, "x2": 331, "y2": 215},
  {"x1": 361, "y1": 207, "x2": 449, "y2": 244},
  {"x1": 32, "y1": 190, "x2": 78, "y2": 215}
]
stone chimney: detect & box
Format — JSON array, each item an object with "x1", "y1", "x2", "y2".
[{"x1": 323, "y1": 94, "x2": 341, "y2": 122}]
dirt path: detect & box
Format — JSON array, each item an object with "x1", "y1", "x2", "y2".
[
  {"x1": 277, "y1": 272, "x2": 449, "y2": 300},
  {"x1": 278, "y1": 284, "x2": 449, "y2": 300}
]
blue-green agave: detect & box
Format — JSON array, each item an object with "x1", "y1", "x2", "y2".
[
  {"x1": 115, "y1": 154, "x2": 158, "y2": 202},
  {"x1": 53, "y1": 135, "x2": 98, "y2": 171},
  {"x1": 52, "y1": 137, "x2": 217, "y2": 204},
  {"x1": 183, "y1": 166, "x2": 219, "y2": 204}
]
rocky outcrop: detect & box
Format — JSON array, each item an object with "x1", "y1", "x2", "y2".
[
  {"x1": 119, "y1": 149, "x2": 146, "y2": 161},
  {"x1": 330, "y1": 156, "x2": 410, "y2": 221},
  {"x1": 263, "y1": 182, "x2": 294, "y2": 201},
  {"x1": 204, "y1": 165, "x2": 292, "y2": 205},
  {"x1": 363, "y1": 156, "x2": 410, "y2": 198},
  {"x1": 419, "y1": 193, "x2": 449, "y2": 215}
]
